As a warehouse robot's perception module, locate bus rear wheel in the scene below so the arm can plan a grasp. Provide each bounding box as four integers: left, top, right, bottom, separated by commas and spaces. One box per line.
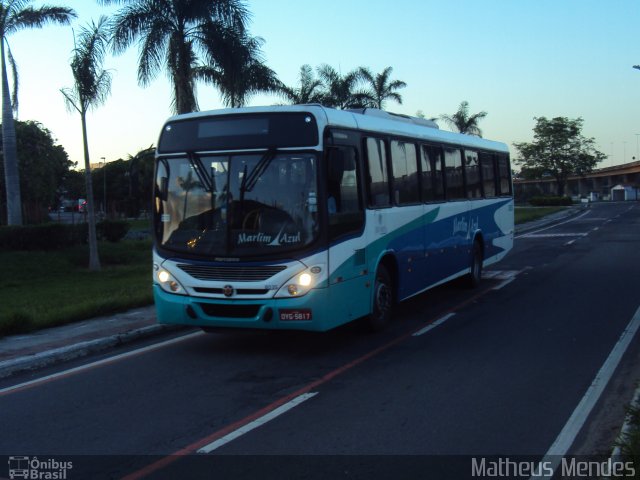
367, 265, 394, 331
465, 240, 483, 288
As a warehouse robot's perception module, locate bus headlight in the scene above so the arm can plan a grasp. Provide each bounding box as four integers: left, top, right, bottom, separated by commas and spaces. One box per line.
275, 266, 325, 298
299, 273, 312, 287
155, 268, 185, 294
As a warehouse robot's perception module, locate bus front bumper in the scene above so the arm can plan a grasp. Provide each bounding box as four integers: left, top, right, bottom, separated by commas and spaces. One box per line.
153, 285, 336, 332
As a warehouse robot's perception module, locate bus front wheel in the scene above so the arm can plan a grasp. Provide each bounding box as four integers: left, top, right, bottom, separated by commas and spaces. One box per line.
367, 265, 394, 331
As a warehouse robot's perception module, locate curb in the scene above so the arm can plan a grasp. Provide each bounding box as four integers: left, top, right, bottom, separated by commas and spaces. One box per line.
515, 205, 587, 235
611, 384, 640, 461
0, 323, 185, 380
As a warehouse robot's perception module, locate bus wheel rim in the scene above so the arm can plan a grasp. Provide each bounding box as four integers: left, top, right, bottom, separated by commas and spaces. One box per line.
376, 282, 391, 314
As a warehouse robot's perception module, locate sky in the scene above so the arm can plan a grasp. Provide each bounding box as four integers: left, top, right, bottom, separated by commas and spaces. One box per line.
9, 0, 640, 169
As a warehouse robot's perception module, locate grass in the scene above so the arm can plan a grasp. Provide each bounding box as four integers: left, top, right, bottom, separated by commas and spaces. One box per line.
0, 240, 153, 337
514, 206, 568, 225
614, 402, 640, 477
128, 218, 151, 232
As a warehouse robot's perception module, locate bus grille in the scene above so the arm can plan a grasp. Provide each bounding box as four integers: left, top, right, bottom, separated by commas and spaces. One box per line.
177, 264, 286, 282
198, 303, 262, 319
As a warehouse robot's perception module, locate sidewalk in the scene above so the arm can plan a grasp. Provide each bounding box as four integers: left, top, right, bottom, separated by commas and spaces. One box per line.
0, 305, 182, 379
0, 204, 585, 380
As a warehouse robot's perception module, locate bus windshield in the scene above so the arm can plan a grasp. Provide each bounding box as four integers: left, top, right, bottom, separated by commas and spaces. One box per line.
154, 152, 319, 257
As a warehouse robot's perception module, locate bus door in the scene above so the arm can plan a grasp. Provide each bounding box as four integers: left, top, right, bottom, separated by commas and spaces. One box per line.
421, 144, 453, 286
442, 147, 471, 277
326, 145, 368, 321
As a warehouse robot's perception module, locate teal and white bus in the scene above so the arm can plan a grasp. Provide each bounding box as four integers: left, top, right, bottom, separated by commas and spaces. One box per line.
152, 105, 513, 331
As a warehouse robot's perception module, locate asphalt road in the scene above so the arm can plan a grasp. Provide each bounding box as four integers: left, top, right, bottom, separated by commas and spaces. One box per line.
1, 202, 639, 480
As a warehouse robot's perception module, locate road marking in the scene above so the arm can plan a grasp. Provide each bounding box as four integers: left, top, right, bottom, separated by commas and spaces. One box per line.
523, 233, 588, 238
493, 277, 516, 290
197, 392, 318, 454
124, 285, 499, 479
564, 239, 576, 246
483, 270, 520, 280
0, 331, 204, 397
592, 226, 599, 231
413, 313, 456, 336
516, 210, 591, 239
530, 304, 640, 479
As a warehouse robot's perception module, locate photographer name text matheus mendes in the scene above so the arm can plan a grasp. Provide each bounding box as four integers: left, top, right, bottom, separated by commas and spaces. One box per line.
471, 457, 636, 478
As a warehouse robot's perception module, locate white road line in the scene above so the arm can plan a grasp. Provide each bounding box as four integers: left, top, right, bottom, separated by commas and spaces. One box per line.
592, 227, 599, 231
483, 270, 521, 280
412, 313, 456, 337
197, 392, 318, 454
493, 277, 516, 290
564, 239, 576, 246
516, 210, 591, 239
0, 331, 204, 396
523, 233, 588, 238
530, 304, 640, 479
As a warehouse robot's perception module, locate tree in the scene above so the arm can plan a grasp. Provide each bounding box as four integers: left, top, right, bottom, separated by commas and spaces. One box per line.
61, 168, 85, 200
317, 64, 368, 109
177, 170, 201, 219
0, 120, 72, 223
126, 146, 155, 217
440, 101, 487, 137
358, 66, 406, 110
280, 64, 324, 104
61, 16, 112, 271
101, 0, 249, 114
0, 1, 75, 225
14, 121, 72, 222
513, 117, 606, 196
415, 110, 438, 122
196, 26, 281, 107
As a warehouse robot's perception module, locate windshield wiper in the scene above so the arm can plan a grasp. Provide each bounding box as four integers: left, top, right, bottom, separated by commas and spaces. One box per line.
241, 147, 277, 194
186, 151, 213, 192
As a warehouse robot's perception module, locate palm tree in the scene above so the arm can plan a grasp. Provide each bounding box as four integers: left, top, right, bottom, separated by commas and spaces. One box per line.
317, 64, 368, 109
61, 16, 112, 271
100, 0, 249, 114
358, 66, 406, 110
177, 170, 202, 219
0, 1, 75, 225
439, 101, 488, 137
280, 64, 323, 104
196, 26, 281, 107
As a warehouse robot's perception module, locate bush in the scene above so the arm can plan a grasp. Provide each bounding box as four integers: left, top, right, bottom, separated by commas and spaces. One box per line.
528, 196, 573, 206
0, 223, 87, 251
0, 219, 132, 251
97, 219, 131, 243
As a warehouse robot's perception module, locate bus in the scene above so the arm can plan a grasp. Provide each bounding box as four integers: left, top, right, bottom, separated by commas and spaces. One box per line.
152, 105, 513, 332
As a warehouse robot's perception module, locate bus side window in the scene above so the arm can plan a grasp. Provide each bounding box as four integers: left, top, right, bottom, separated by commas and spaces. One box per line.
428, 147, 445, 201
444, 147, 465, 200
465, 150, 482, 199
480, 152, 497, 198
327, 146, 364, 240
497, 154, 512, 195
391, 140, 419, 205
365, 138, 390, 207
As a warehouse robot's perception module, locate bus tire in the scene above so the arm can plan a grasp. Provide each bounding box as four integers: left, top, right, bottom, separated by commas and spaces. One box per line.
367, 264, 394, 331
465, 240, 483, 289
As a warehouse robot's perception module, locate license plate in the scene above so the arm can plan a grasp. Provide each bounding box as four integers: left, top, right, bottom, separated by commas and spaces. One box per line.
279, 309, 312, 321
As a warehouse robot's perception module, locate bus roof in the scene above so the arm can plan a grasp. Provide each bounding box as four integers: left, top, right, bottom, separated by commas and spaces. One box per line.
162, 105, 509, 154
